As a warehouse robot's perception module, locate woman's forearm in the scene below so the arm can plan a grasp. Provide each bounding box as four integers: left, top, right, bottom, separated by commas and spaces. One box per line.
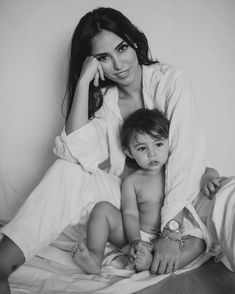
65, 80, 89, 135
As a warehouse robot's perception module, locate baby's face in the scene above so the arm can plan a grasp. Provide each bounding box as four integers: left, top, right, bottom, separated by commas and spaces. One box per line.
127, 132, 169, 171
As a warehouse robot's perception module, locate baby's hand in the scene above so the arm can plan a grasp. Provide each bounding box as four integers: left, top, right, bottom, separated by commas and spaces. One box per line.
130, 240, 152, 255
201, 176, 227, 199
134, 242, 153, 272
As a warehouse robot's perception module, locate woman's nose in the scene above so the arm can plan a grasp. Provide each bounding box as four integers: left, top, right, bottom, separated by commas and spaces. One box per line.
112, 56, 122, 70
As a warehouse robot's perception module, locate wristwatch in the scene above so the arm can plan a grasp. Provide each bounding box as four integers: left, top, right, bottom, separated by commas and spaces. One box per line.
165, 219, 182, 233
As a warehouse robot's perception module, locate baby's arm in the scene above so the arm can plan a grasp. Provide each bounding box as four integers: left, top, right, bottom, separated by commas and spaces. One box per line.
122, 176, 155, 271
200, 167, 228, 198
121, 176, 141, 245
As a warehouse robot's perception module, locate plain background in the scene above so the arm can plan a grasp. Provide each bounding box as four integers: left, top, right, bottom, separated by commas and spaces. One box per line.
0, 0, 235, 222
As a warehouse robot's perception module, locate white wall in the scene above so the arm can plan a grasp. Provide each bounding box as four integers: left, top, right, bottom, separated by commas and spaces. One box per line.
0, 0, 235, 222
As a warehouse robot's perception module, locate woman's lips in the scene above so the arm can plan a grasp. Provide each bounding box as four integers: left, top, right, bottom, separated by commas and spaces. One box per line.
115, 68, 130, 78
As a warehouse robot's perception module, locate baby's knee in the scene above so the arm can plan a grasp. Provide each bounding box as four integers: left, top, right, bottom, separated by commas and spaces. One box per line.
92, 201, 116, 216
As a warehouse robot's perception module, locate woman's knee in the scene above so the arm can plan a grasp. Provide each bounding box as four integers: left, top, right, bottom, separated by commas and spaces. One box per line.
0, 237, 25, 279
186, 236, 206, 255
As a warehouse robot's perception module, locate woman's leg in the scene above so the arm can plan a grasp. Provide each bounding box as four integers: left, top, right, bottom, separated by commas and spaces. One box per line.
0, 237, 25, 294
152, 235, 205, 274
0, 160, 121, 291
71, 201, 127, 274
178, 236, 206, 269
208, 177, 235, 271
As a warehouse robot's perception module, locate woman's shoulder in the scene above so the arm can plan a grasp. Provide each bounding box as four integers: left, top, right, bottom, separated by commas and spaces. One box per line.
143, 62, 186, 81
143, 62, 190, 95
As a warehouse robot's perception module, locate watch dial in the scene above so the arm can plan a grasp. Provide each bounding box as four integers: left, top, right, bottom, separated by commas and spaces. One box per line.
169, 220, 179, 230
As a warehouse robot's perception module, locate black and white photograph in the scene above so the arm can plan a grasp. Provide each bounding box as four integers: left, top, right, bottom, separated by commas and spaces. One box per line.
0, 1, 235, 293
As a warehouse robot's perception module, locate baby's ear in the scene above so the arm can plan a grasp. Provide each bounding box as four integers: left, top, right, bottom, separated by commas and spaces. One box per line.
124, 148, 134, 159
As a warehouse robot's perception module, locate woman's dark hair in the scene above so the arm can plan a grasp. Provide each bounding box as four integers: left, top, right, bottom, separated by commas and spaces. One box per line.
63, 7, 158, 121
120, 108, 170, 151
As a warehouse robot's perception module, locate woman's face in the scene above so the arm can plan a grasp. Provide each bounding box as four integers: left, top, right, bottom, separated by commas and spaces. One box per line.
91, 30, 141, 87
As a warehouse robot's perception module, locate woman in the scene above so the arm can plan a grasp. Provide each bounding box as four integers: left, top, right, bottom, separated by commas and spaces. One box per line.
0, 7, 234, 293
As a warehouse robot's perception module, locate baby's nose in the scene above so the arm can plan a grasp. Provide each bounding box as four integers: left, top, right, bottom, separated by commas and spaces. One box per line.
149, 148, 157, 157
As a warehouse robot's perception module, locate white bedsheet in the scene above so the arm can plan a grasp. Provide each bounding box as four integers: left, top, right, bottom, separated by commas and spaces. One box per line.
4, 176, 235, 293
6, 222, 212, 294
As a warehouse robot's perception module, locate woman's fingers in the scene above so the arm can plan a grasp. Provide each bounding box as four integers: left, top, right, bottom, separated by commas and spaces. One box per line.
174, 258, 180, 272
157, 259, 168, 274
210, 178, 220, 187
93, 61, 105, 87
93, 71, 99, 87
80, 56, 105, 86
202, 186, 210, 196
150, 255, 160, 274
97, 62, 105, 81
164, 260, 176, 274
151, 255, 173, 274
208, 180, 216, 193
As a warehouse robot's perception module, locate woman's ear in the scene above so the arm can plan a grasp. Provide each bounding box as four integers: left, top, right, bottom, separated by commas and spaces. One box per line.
124, 148, 134, 159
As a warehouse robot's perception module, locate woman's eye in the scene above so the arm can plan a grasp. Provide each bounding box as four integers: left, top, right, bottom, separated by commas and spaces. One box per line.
118, 44, 128, 53
137, 147, 145, 151
97, 55, 108, 62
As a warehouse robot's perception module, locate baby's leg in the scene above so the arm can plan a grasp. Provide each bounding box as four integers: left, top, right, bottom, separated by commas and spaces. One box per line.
71, 201, 127, 274
134, 243, 153, 272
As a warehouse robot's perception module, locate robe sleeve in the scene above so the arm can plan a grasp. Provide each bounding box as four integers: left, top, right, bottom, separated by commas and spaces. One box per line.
160, 71, 207, 230
53, 112, 109, 173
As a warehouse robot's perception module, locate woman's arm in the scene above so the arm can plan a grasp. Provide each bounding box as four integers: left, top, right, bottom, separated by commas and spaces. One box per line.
65, 57, 104, 134
54, 57, 108, 171
160, 70, 207, 229
151, 69, 207, 274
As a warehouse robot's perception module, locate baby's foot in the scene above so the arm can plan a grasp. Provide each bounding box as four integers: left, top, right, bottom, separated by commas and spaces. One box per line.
70, 242, 101, 274
134, 243, 153, 272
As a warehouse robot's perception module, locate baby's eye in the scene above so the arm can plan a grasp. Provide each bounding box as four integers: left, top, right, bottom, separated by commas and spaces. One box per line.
96, 55, 108, 62
118, 43, 129, 53
156, 142, 163, 147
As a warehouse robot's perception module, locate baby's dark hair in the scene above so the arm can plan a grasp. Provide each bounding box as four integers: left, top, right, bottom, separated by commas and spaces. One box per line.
120, 108, 170, 150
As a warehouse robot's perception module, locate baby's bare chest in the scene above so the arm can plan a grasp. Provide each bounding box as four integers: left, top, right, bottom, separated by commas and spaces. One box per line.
135, 176, 164, 204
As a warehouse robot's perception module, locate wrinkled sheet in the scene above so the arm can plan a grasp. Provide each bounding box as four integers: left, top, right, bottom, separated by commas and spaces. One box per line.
4, 176, 235, 293
5, 223, 212, 294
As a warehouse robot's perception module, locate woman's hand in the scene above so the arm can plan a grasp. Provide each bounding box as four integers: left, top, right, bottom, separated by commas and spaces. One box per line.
79, 56, 105, 87
151, 237, 181, 274
65, 57, 105, 134
200, 167, 228, 199
201, 176, 228, 198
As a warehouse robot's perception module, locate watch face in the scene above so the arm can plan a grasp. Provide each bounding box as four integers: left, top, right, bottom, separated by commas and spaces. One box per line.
168, 220, 180, 231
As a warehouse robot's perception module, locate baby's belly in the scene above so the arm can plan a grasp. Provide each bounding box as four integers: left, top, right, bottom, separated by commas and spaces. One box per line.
139, 205, 162, 234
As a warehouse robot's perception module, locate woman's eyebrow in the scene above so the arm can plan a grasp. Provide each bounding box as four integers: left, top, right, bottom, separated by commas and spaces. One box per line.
115, 40, 125, 50
93, 41, 125, 57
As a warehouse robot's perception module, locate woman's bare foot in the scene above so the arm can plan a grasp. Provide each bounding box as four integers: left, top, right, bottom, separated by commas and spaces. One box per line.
70, 242, 102, 274
134, 243, 153, 272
